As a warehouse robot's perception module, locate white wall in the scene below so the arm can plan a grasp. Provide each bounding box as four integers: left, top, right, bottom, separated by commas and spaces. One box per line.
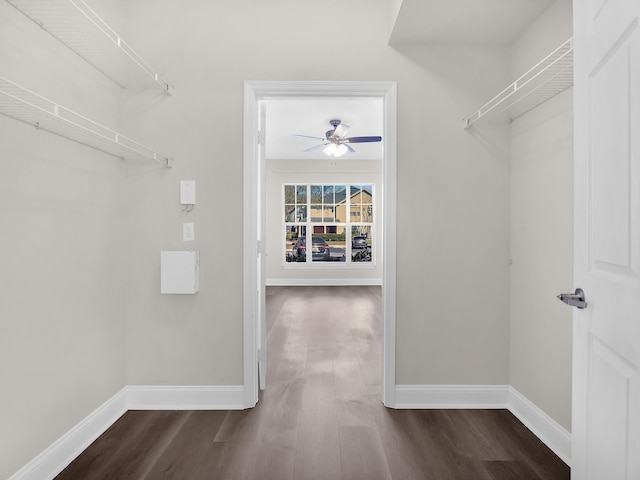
393, 44, 512, 385
388, 0, 405, 35
509, 0, 573, 431
120, 0, 511, 387
0, 1, 127, 477
2, 0, 514, 473
265, 159, 383, 284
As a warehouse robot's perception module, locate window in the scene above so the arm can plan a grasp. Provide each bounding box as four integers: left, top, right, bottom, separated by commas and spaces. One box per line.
284, 184, 374, 264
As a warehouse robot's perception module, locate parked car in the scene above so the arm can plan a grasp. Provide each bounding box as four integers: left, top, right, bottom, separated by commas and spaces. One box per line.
291, 236, 331, 261
352, 235, 369, 249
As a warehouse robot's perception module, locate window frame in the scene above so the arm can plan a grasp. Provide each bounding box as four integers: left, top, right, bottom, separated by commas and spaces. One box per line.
283, 183, 375, 267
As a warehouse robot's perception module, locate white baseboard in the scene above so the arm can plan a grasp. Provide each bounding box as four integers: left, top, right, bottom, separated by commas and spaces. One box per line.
393, 384, 571, 467
9, 385, 246, 480
11, 383, 570, 479
266, 278, 382, 286
126, 385, 246, 410
394, 384, 510, 409
508, 387, 572, 466
9, 388, 129, 480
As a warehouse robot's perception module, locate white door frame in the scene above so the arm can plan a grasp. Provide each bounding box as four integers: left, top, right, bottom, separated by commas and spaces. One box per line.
242, 80, 398, 408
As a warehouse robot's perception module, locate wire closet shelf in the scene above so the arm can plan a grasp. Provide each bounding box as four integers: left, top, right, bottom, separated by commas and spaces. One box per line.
463, 37, 573, 129
5, 0, 171, 92
0, 74, 172, 166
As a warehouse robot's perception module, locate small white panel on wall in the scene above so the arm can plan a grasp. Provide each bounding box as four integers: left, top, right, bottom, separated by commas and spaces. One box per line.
180, 180, 196, 205
161, 251, 200, 294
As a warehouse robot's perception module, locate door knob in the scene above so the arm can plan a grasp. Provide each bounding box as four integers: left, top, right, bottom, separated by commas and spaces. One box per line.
557, 288, 587, 309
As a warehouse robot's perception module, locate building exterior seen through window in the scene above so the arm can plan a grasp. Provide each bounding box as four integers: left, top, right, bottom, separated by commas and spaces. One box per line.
284, 184, 374, 264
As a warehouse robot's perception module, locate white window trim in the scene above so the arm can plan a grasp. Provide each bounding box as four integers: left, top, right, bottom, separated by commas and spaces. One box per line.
282, 183, 375, 267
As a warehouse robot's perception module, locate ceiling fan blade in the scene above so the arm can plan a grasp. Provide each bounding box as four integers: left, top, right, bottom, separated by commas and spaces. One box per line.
330, 123, 350, 140
303, 143, 329, 153
293, 134, 326, 141
345, 143, 356, 153
344, 136, 382, 143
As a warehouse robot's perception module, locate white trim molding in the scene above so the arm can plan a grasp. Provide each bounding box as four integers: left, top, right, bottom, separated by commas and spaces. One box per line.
8, 385, 246, 480
10, 383, 570, 479
266, 278, 382, 286
126, 385, 246, 410
394, 384, 511, 409
8, 388, 129, 480
508, 387, 572, 466
393, 384, 572, 466
243, 80, 398, 409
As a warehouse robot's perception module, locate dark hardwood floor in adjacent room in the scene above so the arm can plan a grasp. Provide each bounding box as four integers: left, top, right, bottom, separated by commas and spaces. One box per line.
56, 286, 569, 480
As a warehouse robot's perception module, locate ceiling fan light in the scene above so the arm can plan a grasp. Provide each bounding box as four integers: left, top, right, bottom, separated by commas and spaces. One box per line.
324, 143, 337, 156
335, 144, 348, 157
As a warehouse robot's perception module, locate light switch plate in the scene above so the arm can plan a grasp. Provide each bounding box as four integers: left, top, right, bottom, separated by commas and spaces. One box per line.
180, 180, 196, 205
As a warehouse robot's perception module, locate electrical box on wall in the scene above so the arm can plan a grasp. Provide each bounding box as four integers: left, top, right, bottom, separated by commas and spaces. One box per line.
160, 250, 200, 294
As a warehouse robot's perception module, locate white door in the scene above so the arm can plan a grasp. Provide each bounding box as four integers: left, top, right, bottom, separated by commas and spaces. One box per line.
572, 0, 640, 478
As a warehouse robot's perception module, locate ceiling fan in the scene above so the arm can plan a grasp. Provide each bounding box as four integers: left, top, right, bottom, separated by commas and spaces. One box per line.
293, 119, 382, 157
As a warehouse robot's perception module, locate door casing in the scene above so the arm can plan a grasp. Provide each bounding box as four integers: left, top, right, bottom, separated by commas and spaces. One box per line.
242, 80, 398, 408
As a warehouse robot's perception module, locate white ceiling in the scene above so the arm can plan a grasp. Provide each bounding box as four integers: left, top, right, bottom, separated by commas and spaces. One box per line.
389, 0, 555, 45
264, 1, 556, 161
264, 98, 384, 161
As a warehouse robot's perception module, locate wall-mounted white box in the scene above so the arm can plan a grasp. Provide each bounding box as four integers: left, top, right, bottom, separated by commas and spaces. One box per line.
161, 251, 200, 294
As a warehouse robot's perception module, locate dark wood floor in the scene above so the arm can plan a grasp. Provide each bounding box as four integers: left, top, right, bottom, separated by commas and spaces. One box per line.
56, 286, 569, 480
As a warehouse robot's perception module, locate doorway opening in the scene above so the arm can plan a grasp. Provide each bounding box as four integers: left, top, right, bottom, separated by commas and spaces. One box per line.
243, 81, 397, 408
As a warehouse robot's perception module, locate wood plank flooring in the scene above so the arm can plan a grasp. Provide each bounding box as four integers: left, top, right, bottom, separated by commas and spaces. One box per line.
55, 286, 569, 480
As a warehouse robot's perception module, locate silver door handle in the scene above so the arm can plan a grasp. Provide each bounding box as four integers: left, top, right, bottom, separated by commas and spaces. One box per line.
557, 288, 587, 309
